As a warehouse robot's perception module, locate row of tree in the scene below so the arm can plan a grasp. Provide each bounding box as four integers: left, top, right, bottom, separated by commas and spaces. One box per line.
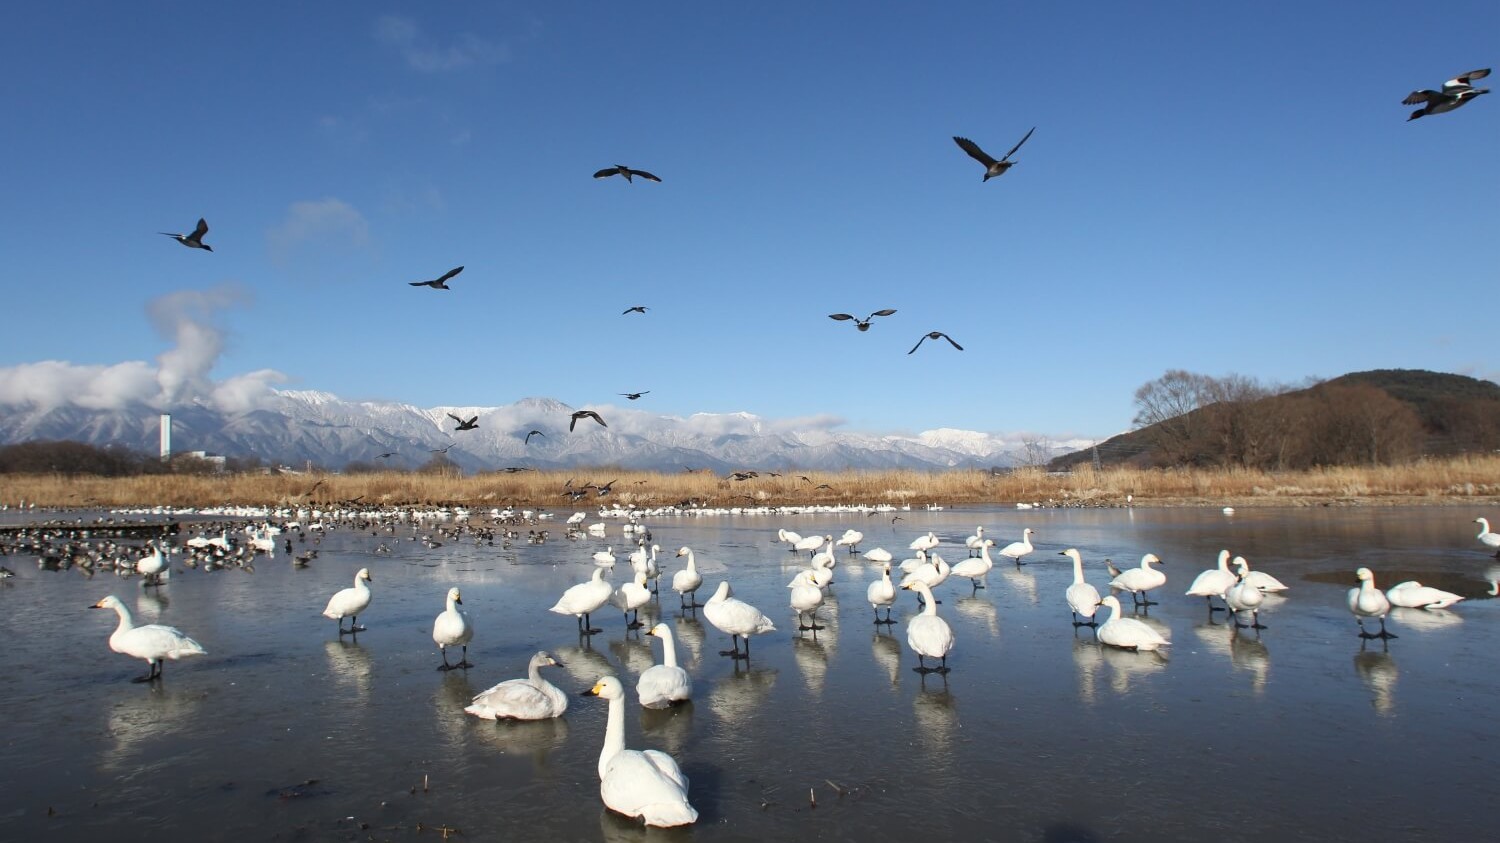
1128, 369, 1500, 469
0, 442, 263, 476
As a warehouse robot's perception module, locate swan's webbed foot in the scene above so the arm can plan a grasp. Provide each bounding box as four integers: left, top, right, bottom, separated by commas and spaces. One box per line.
132, 673, 156, 683
437, 662, 454, 671
627, 620, 645, 629
1250, 621, 1267, 630
583, 627, 602, 636
1140, 598, 1158, 606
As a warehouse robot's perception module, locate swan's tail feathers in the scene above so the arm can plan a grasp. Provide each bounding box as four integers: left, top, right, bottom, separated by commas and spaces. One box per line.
168, 637, 207, 659
462, 702, 496, 720
640, 801, 699, 828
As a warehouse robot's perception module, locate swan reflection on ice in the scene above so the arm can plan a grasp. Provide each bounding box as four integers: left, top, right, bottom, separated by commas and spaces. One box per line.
1354, 647, 1398, 716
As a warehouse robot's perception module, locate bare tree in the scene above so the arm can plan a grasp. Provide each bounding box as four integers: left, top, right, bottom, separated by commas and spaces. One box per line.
1019, 434, 1054, 468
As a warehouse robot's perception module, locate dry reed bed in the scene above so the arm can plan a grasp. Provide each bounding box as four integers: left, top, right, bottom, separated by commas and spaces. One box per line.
5, 455, 1500, 509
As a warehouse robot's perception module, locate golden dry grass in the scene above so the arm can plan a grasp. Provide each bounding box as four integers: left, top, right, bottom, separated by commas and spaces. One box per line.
6, 454, 1500, 509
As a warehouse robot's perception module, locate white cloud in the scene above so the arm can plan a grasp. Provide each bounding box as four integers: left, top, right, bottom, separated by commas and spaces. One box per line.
374, 15, 510, 72
0, 287, 287, 414
265, 198, 371, 267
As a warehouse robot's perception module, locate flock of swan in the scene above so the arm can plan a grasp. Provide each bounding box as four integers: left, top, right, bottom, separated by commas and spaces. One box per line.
81, 513, 1498, 827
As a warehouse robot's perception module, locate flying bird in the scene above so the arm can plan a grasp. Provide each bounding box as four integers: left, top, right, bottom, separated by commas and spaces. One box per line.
953, 128, 1036, 181
409, 266, 464, 290
447, 413, 479, 431
828, 309, 897, 332
524, 430, 545, 444
1404, 68, 1491, 120
159, 218, 212, 251
593, 165, 661, 183
430, 444, 455, 454
622, 306, 649, 315
909, 331, 964, 354
376, 452, 396, 459
502, 466, 535, 473
620, 391, 650, 400
570, 410, 607, 431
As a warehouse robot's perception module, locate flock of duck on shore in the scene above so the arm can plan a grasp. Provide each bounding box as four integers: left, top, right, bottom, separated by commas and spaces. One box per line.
6, 502, 1499, 827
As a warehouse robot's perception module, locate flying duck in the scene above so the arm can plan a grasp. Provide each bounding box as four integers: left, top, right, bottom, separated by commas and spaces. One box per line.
953, 128, 1036, 181
1404, 68, 1490, 120
828, 309, 897, 332
594, 165, 661, 183
409, 266, 464, 290
571, 410, 607, 431
160, 217, 212, 251
908, 331, 964, 354
447, 413, 479, 431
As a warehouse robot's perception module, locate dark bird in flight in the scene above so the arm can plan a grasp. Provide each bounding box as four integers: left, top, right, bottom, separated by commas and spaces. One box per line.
620, 391, 650, 400
589, 479, 619, 497
570, 410, 607, 432
502, 466, 536, 473
524, 430, 545, 444
430, 443, 455, 454
448, 413, 479, 431
376, 452, 396, 459
797, 475, 812, 484
622, 306, 649, 315
909, 331, 964, 354
594, 165, 661, 183
953, 128, 1036, 181
160, 218, 212, 251
829, 309, 897, 332
410, 266, 464, 290
1404, 69, 1491, 120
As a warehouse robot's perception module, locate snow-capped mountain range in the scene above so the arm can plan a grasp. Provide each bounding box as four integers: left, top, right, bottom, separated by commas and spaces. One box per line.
0, 390, 1089, 473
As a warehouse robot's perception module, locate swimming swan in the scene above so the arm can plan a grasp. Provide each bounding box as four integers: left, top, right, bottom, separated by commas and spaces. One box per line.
465, 651, 567, 720
91, 594, 205, 682
582, 675, 698, 827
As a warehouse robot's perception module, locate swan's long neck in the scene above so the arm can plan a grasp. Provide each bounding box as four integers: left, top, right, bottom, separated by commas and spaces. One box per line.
1071, 554, 1084, 585
528, 659, 544, 684
1021, 532, 1032, 551
447, 595, 459, 613
658, 629, 679, 668
981, 543, 993, 564
354, 572, 367, 589
598, 693, 626, 780
1217, 551, 1230, 572
918, 584, 938, 616
882, 567, 892, 585
1102, 601, 1119, 623
1480, 519, 1493, 538
111, 602, 135, 635
685, 551, 696, 572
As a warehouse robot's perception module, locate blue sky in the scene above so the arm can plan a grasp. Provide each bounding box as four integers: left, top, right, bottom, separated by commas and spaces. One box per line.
1, 1, 1495, 441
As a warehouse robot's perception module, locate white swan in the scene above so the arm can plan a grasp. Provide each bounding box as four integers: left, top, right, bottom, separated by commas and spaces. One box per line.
1224, 559, 1267, 630
900, 553, 951, 603
1061, 549, 1101, 626
611, 571, 653, 629
836, 529, 863, 554
551, 567, 614, 635
91, 594, 206, 682
1186, 550, 1235, 610
433, 587, 473, 670
908, 531, 940, 553
998, 528, 1036, 565
465, 651, 567, 720
898, 548, 929, 574
900, 580, 954, 673
671, 546, 703, 608
593, 547, 617, 568
1475, 518, 1500, 555
1348, 567, 1395, 639
637, 623, 693, 708
1236, 556, 1289, 593
703, 581, 776, 659
950, 539, 995, 590
582, 675, 698, 827
866, 562, 897, 624
862, 547, 893, 565
778, 528, 804, 551
788, 569, 826, 632
1108, 553, 1166, 606
794, 533, 828, 557
1386, 581, 1464, 610
1095, 595, 1171, 652
323, 567, 373, 634
964, 526, 986, 556
136, 541, 167, 587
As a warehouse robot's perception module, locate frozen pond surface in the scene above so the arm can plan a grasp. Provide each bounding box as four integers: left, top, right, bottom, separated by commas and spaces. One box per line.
2, 505, 1498, 841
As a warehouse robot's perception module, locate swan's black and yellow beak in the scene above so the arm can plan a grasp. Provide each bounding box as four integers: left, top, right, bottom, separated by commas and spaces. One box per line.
580, 683, 602, 698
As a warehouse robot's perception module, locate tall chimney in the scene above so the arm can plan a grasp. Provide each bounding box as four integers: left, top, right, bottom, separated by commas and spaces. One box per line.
159, 414, 171, 461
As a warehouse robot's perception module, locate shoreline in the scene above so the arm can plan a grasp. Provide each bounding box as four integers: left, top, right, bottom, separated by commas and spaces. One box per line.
3, 455, 1498, 510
